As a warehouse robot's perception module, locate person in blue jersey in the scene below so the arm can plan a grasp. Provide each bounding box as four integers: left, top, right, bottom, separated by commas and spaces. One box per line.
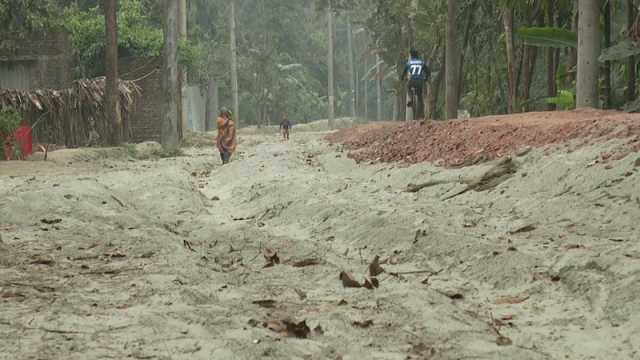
400, 48, 430, 120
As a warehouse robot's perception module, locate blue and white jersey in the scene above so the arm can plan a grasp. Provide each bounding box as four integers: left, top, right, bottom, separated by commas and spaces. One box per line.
404, 59, 427, 80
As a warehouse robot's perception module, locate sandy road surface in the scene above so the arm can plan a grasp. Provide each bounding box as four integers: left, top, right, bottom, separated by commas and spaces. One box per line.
1, 133, 639, 360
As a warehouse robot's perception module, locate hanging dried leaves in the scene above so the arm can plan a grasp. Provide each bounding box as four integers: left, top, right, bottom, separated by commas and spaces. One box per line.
0, 77, 140, 146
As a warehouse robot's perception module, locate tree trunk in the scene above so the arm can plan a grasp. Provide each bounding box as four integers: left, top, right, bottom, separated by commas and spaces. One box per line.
206, 78, 219, 131
577, 0, 602, 108
568, 1, 579, 83
392, 92, 398, 121
457, 1, 476, 101
503, 6, 518, 113
327, 1, 336, 128
404, 0, 419, 121
347, 19, 356, 119
445, 0, 459, 119
376, 49, 383, 121
426, 41, 443, 120
363, 49, 369, 122
178, 0, 187, 135
230, 0, 240, 127
104, 0, 122, 145
627, 0, 637, 102
521, 45, 538, 112
604, 0, 613, 109
546, 3, 557, 110
355, 51, 360, 119
161, 0, 179, 150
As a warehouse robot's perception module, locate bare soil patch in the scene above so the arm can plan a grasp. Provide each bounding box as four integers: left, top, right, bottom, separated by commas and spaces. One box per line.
328, 109, 640, 166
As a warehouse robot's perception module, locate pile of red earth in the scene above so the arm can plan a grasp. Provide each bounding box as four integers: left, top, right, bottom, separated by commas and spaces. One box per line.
327, 109, 640, 167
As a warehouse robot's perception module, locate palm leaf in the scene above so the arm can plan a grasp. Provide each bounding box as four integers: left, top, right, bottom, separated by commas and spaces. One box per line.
517, 27, 577, 48
599, 39, 640, 62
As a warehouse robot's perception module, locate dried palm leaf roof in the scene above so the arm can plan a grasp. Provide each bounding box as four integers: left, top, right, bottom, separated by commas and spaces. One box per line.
0, 77, 140, 115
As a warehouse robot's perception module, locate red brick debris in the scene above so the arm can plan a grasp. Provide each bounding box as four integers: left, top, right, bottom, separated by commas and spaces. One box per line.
327, 109, 640, 167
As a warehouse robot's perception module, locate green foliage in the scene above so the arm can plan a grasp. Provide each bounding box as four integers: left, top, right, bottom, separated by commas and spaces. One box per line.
178, 39, 215, 84
599, 39, 640, 62
545, 90, 575, 110
0, 0, 66, 33
0, 107, 21, 135
0, 107, 22, 160
517, 27, 577, 48
63, 0, 162, 76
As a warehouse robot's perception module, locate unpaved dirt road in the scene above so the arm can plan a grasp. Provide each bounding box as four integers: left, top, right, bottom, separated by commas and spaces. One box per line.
1, 132, 639, 360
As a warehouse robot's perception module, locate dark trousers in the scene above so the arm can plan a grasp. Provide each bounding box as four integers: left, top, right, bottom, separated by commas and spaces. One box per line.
408, 79, 425, 120
220, 150, 231, 164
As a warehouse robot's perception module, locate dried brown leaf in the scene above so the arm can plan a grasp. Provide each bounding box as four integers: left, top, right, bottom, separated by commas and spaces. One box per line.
352, 320, 374, 328
263, 248, 280, 267
362, 277, 379, 290
290, 259, 320, 267
252, 299, 277, 308
294, 289, 307, 300
495, 295, 529, 305
411, 343, 435, 356
339, 272, 362, 288
368, 255, 385, 277
496, 335, 512, 346
282, 319, 311, 338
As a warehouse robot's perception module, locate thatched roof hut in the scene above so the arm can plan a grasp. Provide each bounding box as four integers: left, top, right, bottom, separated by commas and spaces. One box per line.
0, 77, 140, 147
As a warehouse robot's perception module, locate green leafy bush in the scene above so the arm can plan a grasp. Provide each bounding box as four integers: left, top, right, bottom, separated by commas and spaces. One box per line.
545, 90, 575, 110
0, 107, 21, 135
0, 107, 22, 160
63, 0, 163, 76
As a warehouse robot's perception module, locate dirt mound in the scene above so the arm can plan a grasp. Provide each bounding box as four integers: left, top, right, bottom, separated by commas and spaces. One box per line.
328, 109, 640, 166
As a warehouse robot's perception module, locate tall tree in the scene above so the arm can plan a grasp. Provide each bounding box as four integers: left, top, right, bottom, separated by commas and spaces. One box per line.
627, 0, 637, 102
545, 1, 558, 110
104, 0, 122, 145
230, 0, 240, 127
576, 0, 601, 108
604, 0, 613, 109
376, 47, 383, 121
363, 46, 369, 121
178, 0, 188, 133
502, 5, 518, 113
446, 0, 459, 119
347, 18, 356, 119
327, 1, 336, 128
161, 0, 179, 150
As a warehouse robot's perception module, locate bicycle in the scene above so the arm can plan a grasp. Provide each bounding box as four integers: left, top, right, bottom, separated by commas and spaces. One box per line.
407, 85, 419, 121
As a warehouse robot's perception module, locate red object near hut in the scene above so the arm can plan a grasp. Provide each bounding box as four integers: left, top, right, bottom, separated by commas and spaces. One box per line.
14, 125, 33, 159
